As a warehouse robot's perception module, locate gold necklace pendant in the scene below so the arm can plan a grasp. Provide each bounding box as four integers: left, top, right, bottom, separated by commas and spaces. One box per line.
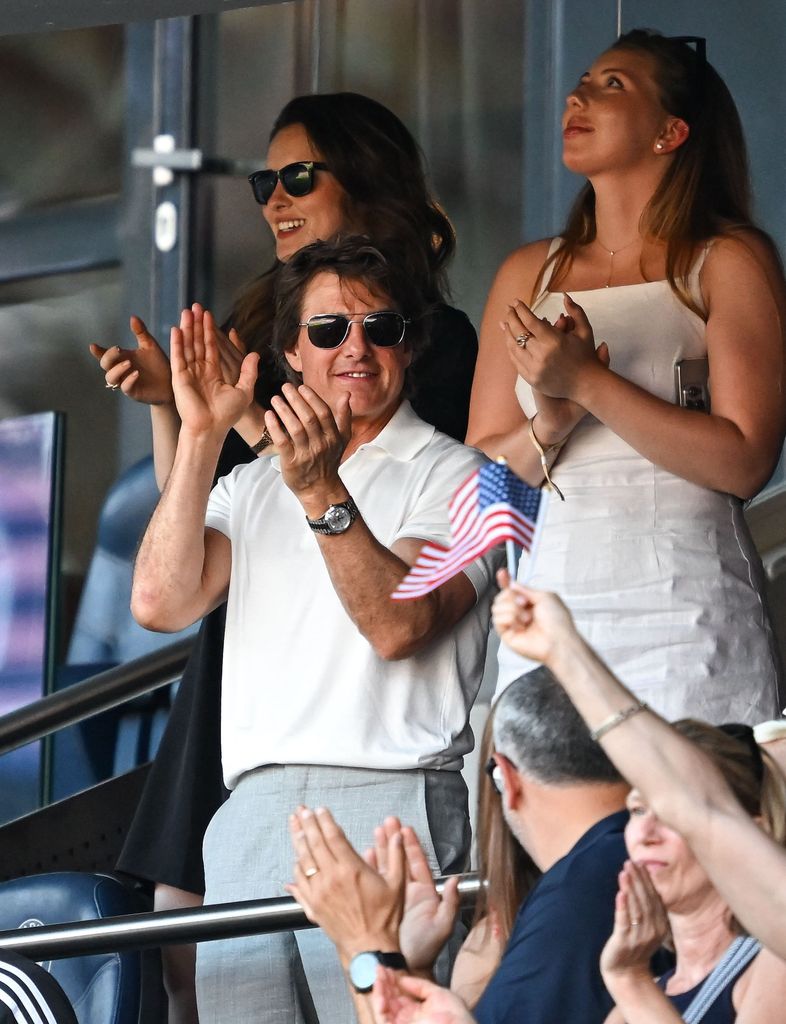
595, 235, 640, 288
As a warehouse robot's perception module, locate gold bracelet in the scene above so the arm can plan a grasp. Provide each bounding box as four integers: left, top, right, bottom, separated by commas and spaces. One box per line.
590, 700, 649, 742
527, 417, 566, 501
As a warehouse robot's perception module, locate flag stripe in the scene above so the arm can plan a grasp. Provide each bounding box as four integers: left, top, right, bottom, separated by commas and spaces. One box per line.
392, 461, 543, 600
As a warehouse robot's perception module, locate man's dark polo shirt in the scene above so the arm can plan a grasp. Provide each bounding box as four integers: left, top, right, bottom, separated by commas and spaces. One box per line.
475, 809, 628, 1024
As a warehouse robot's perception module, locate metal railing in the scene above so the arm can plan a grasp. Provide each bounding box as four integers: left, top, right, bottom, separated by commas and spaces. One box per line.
0, 638, 194, 757
0, 641, 480, 960
0, 876, 482, 961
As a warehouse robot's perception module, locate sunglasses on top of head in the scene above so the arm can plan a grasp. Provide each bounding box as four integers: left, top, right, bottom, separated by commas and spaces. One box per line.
298, 312, 409, 350
248, 161, 329, 205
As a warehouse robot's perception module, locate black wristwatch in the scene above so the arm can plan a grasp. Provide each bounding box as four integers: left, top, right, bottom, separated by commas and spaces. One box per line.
348, 951, 408, 993
305, 497, 359, 535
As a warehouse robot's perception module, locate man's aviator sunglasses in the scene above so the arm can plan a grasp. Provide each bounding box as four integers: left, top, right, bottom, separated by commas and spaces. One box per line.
248, 161, 328, 205
299, 312, 409, 350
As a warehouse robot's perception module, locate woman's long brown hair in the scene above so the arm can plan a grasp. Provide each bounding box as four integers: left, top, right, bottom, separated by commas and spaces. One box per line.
472, 706, 540, 941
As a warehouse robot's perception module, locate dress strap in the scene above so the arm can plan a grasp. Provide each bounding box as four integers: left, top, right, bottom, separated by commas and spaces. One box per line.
685, 242, 712, 319
533, 238, 564, 305
682, 935, 760, 1023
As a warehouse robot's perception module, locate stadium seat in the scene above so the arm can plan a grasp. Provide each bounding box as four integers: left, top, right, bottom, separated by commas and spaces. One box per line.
0, 872, 151, 1024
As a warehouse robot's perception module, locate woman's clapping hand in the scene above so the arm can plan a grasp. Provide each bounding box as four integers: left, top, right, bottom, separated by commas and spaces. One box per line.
91, 304, 250, 407
502, 293, 609, 408
90, 315, 174, 405
600, 860, 670, 983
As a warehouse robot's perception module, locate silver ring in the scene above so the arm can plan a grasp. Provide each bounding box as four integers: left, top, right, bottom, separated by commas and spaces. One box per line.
304, 866, 319, 878
105, 382, 120, 390
515, 331, 534, 348
631, 917, 641, 925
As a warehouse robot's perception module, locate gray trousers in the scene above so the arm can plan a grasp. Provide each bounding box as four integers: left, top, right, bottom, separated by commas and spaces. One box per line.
196, 764, 469, 1024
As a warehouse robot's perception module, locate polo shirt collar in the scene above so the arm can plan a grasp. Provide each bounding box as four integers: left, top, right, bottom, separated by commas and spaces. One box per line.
353, 400, 435, 462
268, 399, 435, 475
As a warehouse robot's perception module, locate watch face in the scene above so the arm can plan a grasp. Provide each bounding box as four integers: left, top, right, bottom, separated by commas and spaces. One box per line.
349, 952, 379, 993
325, 504, 352, 532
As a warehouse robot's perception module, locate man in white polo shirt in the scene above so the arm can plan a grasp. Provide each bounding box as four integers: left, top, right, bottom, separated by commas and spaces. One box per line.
131, 238, 498, 1024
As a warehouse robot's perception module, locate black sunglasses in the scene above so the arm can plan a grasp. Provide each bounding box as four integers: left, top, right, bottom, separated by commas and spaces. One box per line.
667, 35, 707, 63
718, 722, 765, 784
248, 161, 329, 205
298, 312, 409, 350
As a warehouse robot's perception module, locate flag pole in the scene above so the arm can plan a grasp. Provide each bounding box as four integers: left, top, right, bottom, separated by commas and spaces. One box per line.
496, 456, 520, 578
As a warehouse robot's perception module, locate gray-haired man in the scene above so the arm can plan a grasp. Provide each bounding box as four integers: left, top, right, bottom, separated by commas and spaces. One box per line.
290, 665, 630, 1024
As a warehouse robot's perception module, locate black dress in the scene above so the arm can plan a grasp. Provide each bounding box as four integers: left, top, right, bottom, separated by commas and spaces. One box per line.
115, 304, 478, 894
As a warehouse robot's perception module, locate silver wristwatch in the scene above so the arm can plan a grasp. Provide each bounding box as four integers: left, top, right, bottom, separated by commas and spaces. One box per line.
305, 496, 359, 535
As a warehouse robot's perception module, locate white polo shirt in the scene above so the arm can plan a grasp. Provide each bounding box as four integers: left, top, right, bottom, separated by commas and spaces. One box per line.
205, 401, 499, 789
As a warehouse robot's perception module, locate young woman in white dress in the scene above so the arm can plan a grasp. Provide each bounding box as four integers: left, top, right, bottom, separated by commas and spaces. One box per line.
467, 29, 786, 724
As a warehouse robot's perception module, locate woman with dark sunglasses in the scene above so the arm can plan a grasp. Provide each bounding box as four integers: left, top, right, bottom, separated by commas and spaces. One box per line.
468, 29, 786, 729
94, 92, 477, 1024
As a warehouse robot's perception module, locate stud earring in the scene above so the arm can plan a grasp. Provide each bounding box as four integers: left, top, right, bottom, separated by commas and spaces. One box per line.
656, 142, 664, 150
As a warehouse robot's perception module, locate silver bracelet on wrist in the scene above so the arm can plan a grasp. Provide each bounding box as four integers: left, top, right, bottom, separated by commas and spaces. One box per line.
589, 700, 649, 742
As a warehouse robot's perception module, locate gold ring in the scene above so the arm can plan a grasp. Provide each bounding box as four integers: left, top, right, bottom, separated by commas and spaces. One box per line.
304, 866, 319, 878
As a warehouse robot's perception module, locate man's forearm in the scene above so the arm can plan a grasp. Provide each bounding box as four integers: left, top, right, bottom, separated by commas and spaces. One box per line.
132, 429, 227, 631
304, 487, 472, 661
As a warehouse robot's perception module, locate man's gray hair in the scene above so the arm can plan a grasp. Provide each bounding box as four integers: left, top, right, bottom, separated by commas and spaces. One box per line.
492, 667, 623, 786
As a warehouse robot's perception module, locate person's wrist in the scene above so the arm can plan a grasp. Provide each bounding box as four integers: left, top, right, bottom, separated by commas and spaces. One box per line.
298, 482, 351, 519
574, 359, 607, 409
150, 395, 177, 410
177, 423, 228, 452
338, 933, 402, 969
602, 964, 656, 996
530, 411, 570, 448
543, 627, 587, 674
235, 400, 264, 430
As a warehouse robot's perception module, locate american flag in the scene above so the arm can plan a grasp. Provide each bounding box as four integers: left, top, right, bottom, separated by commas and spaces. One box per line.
391, 459, 545, 600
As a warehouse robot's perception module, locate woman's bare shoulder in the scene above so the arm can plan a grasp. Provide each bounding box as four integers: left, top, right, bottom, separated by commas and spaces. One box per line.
702, 228, 786, 311
703, 228, 785, 279
733, 945, 786, 1013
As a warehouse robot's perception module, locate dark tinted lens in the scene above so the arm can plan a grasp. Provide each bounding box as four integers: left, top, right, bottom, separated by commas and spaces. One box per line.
280, 162, 315, 197
364, 312, 405, 347
248, 170, 277, 205
306, 315, 350, 349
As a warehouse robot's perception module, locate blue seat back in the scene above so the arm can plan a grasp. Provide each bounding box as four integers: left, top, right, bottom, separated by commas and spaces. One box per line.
0, 872, 147, 1024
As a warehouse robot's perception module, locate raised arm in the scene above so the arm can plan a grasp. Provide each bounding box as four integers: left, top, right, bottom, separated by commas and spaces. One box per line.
131, 309, 259, 632
265, 384, 482, 661
90, 315, 181, 489
466, 241, 590, 481
509, 233, 786, 499
491, 574, 786, 959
